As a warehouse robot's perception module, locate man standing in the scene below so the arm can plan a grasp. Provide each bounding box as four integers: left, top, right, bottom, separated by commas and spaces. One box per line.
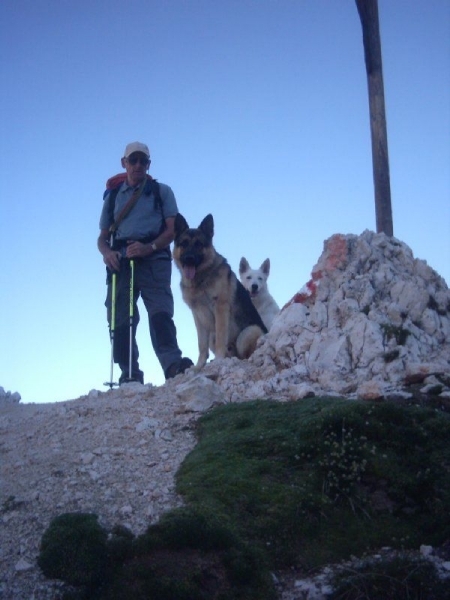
98, 141, 192, 384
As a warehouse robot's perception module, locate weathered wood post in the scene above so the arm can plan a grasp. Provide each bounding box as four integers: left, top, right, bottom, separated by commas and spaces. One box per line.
355, 0, 393, 236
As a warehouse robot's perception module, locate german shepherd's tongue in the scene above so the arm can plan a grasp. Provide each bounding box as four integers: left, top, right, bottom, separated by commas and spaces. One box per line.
183, 265, 196, 280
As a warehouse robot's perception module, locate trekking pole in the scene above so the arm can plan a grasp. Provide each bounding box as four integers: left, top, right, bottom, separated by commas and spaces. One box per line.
128, 259, 135, 381
104, 271, 118, 388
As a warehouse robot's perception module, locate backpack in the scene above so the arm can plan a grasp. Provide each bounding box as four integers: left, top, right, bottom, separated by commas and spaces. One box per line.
103, 173, 165, 230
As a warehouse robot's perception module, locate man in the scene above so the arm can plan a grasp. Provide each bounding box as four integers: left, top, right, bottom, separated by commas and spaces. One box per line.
98, 141, 192, 384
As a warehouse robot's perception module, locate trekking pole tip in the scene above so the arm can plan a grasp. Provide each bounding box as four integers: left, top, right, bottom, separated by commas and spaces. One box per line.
103, 381, 119, 389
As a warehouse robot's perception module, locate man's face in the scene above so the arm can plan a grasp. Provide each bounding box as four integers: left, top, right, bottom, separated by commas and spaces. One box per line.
121, 152, 150, 185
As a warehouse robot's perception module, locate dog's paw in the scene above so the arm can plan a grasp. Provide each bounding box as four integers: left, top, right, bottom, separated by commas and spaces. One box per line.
195, 357, 208, 370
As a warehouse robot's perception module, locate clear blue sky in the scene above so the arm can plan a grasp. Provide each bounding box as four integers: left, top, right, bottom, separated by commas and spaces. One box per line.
1, 0, 449, 404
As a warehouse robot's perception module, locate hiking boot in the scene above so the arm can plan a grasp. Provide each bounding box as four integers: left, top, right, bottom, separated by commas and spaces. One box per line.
119, 370, 144, 385
165, 357, 193, 380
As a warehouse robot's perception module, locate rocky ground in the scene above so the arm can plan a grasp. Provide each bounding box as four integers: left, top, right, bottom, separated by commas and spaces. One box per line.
2, 229, 450, 599
1, 374, 345, 600
0, 380, 199, 599
2, 370, 450, 600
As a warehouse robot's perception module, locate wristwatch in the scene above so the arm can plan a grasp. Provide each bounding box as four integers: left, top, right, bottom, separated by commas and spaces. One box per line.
150, 242, 158, 252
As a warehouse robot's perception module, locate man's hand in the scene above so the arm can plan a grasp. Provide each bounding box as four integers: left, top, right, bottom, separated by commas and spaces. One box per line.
103, 249, 121, 271
97, 230, 121, 271
126, 241, 150, 259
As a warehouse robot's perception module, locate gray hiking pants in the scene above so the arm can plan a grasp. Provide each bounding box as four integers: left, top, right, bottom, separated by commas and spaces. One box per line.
105, 255, 182, 379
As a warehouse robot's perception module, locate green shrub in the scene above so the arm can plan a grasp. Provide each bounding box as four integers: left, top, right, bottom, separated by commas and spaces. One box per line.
38, 509, 275, 599
38, 513, 108, 588
105, 508, 275, 600
106, 524, 135, 565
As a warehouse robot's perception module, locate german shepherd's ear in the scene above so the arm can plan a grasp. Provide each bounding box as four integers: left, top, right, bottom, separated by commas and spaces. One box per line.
174, 213, 189, 239
199, 214, 214, 239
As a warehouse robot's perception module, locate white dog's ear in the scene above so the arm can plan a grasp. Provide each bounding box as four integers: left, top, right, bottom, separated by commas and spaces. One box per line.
239, 257, 249, 274
261, 258, 270, 275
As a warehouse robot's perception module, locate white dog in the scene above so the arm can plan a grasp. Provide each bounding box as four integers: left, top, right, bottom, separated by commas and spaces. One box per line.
239, 257, 280, 330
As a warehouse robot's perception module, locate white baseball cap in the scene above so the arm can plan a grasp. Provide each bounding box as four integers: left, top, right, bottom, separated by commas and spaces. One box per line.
123, 141, 150, 158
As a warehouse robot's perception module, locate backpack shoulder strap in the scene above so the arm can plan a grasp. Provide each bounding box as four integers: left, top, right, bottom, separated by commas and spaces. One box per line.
103, 175, 165, 232
144, 179, 168, 235
144, 178, 164, 216
103, 186, 121, 228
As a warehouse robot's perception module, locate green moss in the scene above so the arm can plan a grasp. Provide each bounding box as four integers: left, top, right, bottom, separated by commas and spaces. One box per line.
106, 508, 274, 600
38, 513, 108, 588
177, 399, 450, 569
39, 508, 274, 599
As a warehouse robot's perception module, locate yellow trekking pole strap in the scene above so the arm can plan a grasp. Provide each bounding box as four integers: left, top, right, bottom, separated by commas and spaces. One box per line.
128, 260, 135, 380
104, 271, 118, 388
111, 272, 117, 336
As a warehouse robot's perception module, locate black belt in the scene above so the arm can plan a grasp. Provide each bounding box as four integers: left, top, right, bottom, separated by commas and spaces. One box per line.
112, 236, 155, 250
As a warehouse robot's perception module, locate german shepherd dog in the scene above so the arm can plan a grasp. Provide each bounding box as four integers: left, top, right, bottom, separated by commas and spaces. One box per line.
173, 213, 268, 369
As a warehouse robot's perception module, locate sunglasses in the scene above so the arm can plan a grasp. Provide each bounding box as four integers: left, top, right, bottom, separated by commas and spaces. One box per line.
127, 155, 149, 166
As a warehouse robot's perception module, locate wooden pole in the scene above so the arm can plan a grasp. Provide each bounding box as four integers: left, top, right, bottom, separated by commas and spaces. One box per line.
355, 0, 393, 236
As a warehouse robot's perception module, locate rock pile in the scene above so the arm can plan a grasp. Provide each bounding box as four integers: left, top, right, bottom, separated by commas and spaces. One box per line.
205, 230, 450, 403
0, 386, 21, 406
1, 230, 449, 599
